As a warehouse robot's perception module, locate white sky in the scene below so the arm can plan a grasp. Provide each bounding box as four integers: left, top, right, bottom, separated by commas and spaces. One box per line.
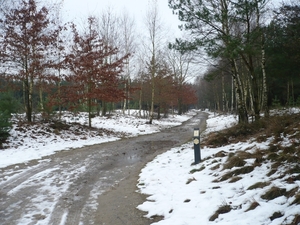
60, 0, 283, 34
61, 0, 181, 37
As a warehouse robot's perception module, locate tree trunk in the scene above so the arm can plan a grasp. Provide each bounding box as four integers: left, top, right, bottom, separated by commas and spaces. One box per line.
24, 79, 32, 122
149, 79, 154, 124
39, 85, 44, 112
222, 73, 227, 112
157, 104, 160, 120
291, 79, 294, 106
88, 98, 92, 128
261, 38, 269, 117
232, 59, 248, 123
102, 101, 107, 116
139, 83, 142, 118
247, 74, 254, 115
58, 80, 62, 120
231, 75, 234, 113
287, 81, 290, 106
127, 78, 130, 116
178, 98, 183, 115
28, 75, 34, 122
123, 80, 127, 115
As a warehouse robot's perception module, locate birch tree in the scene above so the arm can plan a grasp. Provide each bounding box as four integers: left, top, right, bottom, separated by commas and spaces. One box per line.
169, 0, 269, 123
169, 0, 248, 123
119, 12, 137, 115
145, 0, 165, 124
97, 8, 121, 115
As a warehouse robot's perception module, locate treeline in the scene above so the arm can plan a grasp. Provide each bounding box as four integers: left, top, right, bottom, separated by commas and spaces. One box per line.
170, 0, 300, 123
0, 0, 197, 131
195, 1, 300, 115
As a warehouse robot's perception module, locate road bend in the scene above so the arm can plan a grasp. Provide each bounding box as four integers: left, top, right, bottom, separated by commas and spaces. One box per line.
0, 111, 208, 225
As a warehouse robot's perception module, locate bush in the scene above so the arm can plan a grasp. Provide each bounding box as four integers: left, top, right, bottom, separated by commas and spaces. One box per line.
0, 110, 11, 143
0, 92, 20, 115
0, 92, 20, 144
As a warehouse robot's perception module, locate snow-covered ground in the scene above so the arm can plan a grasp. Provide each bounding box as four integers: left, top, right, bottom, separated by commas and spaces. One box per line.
1, 109, 299, 225
137, 111, 300, 225
0, 110, 193, 168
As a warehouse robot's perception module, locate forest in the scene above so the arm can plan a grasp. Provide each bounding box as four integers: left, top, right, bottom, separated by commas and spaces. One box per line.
184, 0, 300, 122
0, 0, 299, 137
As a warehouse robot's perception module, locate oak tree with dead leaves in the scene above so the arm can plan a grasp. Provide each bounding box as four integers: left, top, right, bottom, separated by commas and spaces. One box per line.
0, 0, 60, 122
64, 17, 129, 127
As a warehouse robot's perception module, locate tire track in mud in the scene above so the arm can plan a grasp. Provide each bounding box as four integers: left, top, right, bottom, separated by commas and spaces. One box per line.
0, 162, 56, 224
0, 152, 107, 225
48, 159, 118, 225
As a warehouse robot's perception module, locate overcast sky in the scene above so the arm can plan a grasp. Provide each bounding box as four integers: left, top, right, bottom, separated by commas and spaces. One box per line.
60, 0, 283, 36
61, 0, 181, 36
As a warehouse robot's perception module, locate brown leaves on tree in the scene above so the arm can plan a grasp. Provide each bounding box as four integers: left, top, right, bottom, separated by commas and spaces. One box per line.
62, 17, 129, 127
0, 0, 62, 122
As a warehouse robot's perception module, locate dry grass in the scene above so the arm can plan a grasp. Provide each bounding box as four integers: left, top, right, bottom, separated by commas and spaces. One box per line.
270, 212, 284, 221
288, 165, 300, 174
217, 166, 254, 182
203, 113, 300, 148
223, 156, 246, 170
261, 186, 287, 200
229, 176, 242, 183
209, 203, 232, 221
289, 215, 300, 225
201, 112, 300, 221
247, 182, 270, 190
210, 163, 220, 170
214, 151, 227, 157
245, 201, 260, 212
291, 193, 300, 205
189, 166, 205, 174
186, 177, 196, 184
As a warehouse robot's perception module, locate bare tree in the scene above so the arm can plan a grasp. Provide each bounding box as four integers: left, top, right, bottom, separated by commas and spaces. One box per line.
144, 0, 165, 124
119, 11, 137, 115
167, 48, 194, 114
96, 7, 121, 115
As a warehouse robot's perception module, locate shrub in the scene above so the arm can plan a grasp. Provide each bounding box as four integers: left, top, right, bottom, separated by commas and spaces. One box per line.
0, 92, 20, 115
0, 110, 11, 142
0, 92, 21, 146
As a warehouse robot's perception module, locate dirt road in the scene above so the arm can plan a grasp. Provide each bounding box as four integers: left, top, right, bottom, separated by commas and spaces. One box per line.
0, 112, 207, 225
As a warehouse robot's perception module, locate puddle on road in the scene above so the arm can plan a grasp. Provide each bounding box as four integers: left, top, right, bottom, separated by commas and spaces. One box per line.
115, 140, 179, 166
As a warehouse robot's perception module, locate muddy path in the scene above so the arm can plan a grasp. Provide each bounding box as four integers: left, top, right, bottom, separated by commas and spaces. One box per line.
0, 112, 207, 225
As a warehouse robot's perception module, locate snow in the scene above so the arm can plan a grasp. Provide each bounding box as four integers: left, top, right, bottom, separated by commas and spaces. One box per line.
0, 110, 192, 169
1, 109, 299, 224
0, 109, 195, 225
137, 111, 300, 225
